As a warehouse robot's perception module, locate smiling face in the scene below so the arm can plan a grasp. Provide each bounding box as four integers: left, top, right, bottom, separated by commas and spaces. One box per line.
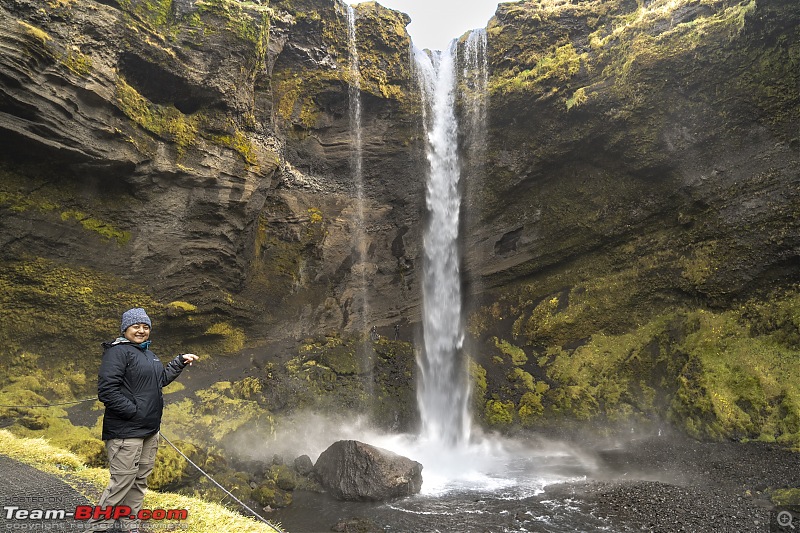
123, 323, 151, 344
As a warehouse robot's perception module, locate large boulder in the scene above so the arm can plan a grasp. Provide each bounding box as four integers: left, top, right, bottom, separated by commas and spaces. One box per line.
313, 440, 422, 501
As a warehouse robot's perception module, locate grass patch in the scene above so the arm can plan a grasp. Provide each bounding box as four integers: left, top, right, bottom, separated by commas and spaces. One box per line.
0, 430, 283, 532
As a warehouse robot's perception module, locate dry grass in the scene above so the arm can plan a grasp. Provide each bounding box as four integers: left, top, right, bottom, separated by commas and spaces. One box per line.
0, 430, 284, 533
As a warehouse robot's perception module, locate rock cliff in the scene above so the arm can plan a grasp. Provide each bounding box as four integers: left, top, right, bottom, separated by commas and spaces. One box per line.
462, 0, 800, 442
0, 0, 423, 347
1, 0, 799, 463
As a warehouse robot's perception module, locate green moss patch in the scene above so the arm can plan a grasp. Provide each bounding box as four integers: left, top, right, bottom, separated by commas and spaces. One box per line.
470, 287, 800, 446
163, 381, 274, 443
116, 76, 200, 153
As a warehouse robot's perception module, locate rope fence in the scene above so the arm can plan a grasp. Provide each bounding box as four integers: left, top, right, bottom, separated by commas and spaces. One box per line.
159, 431, 285, 532
0, 396, 286, 533
0, 397, 99, 408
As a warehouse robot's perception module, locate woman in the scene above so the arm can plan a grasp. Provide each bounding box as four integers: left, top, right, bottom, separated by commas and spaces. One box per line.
87, 307, 198, 533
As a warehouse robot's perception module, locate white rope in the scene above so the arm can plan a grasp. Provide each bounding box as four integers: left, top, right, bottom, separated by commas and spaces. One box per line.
0, 396, 99, 408
158, 431, 285, 533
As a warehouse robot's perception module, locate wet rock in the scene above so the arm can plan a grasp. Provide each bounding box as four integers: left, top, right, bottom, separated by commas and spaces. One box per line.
293, 454, 314, 476
313, 440, 422, 501
331, 516, 383, 533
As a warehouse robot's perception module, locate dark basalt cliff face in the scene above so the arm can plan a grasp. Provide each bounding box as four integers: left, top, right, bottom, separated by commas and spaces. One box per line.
1, 0, 799, 475
462, 0, 800, 441
468, 0, 799, 303
0, 0, 423, 343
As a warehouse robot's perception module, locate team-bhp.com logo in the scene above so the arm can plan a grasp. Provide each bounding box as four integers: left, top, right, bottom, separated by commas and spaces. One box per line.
4, 505, 188, 521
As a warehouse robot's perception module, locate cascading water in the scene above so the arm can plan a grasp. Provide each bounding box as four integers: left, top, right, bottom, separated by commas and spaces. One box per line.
347, 5, 371, 346
413, 41, 471, 448
272, 28, 608, 533
463, 28, 488, 168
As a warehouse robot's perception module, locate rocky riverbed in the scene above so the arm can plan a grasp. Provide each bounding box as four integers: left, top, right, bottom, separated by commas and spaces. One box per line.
545, 433, 800, 533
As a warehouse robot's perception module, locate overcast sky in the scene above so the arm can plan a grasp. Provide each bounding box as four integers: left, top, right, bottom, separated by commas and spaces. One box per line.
360, 0, 518, 51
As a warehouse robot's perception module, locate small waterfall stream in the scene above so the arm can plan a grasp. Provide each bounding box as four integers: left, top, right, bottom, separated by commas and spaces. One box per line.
346, 6, 373, 383
463, 28, 488, 169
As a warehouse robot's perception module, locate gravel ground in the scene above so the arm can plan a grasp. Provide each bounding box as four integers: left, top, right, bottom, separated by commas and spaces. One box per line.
545, 433, 800, 533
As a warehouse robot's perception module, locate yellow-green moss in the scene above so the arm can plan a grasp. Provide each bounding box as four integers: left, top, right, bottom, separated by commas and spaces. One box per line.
163, 381, 274, 443
474, 280, 800, 444
679, 241, 719, 286
485, 399, 515, 427
0, 257, 159, 355
565, 87, 588, 110
273, 74, 323, 128
771, 488, 800, 508
490, 0, 759, 106
491, 43, 584, 95
203, 322, 246, 355
119, 0, 174, 30
60, 210, 131, 245
1, 172, 129, 246
208, 130, 260, 166
669, 307, 800, 445
519, 390, 545, 425
295, 335, 364, 376
350, 2, 410, 102
0, 367, 106, 466
62, 48, 93, 76
494, 337, 528, 366
308, 207, 323, 224
167, 300, 198, 312
508, 367, 535, 391
17, 20, 93, 77
197, 0, 272, 44
115, 76, 199, 153
0, 430, 282, 533
250, 202, 328, 301
17, 20, 51, 44
469, 359, 488, 398
149, 439, 202, 490
231, 376, 263, 400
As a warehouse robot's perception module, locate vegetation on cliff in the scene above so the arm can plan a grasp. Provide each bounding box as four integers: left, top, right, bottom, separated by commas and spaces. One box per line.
461, 0, 800, 445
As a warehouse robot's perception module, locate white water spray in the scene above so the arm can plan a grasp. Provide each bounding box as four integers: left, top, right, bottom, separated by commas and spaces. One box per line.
414, 42, 470, 447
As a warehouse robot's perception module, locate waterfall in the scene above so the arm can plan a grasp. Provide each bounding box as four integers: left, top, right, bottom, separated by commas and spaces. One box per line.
347, 5, 370, 334
414, 41, 470, 447
463, 29, 488, 166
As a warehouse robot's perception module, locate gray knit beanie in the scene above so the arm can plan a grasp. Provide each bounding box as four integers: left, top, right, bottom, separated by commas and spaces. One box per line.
120, 308, 152, 333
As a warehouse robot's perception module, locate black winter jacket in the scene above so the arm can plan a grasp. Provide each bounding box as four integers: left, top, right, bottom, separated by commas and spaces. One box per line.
97, 338, 186, 440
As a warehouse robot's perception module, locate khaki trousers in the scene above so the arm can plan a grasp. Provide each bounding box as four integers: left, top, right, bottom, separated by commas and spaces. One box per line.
85, 432, 159, 532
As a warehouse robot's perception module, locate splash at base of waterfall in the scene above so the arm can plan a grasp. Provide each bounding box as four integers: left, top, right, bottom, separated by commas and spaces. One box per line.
368, 431, 597, 497
271, 426, 609, 533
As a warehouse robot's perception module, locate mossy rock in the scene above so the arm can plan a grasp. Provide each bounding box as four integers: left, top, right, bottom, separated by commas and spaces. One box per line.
318, 345, 360, 376
470, 287, 800, 445
268, 464, 298, 491
485, 399, 516, 427
251, 480, 292, 508
150, 440, 204, 491
69, 438, 107, 468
